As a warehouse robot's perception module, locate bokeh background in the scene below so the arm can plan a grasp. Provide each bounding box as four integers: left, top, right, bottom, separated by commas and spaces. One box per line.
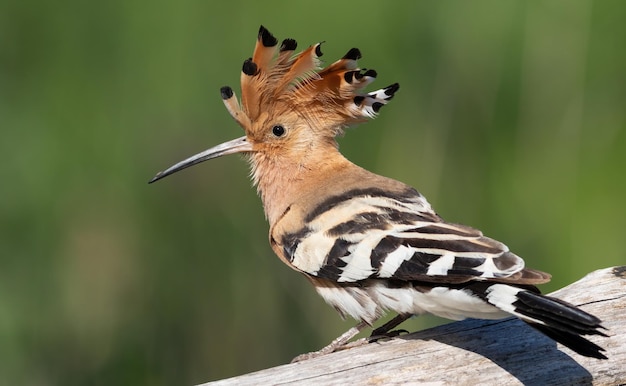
2, 1, 625, 384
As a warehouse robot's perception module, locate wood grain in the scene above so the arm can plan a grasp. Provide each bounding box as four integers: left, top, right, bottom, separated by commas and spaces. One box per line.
201, 267, 626, 386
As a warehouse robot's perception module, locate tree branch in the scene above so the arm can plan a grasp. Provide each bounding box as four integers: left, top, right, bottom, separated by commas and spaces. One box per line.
201, 267, 626, 385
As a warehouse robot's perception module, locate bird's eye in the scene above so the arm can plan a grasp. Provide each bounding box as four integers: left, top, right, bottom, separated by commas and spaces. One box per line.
272, 125, 285, 137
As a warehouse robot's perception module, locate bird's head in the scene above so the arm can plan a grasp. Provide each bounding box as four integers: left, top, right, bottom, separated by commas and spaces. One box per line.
149, 25, 399, 185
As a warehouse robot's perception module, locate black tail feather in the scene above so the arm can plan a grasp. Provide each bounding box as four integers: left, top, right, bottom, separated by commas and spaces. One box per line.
527, 322, 608, 360
512, 290, 608, 359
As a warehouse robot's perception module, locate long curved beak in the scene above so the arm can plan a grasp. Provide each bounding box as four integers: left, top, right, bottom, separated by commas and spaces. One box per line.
149, 136, 252, 183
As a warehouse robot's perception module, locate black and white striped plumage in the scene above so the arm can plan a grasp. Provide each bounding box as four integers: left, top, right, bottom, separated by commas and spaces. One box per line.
271, 182, 607, 359
151, 26, 607, 361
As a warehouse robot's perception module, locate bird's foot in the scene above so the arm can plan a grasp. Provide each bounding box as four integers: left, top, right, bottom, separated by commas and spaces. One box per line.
366, 314, 412, 343
290, 321, 369, 363
290, 315, 413, 362
368, 328, 409, 342
291, 338, 368, 362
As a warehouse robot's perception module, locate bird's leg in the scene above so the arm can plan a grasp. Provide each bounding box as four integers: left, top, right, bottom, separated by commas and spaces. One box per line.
291, 321, 369, 362
291, 314, 414, 362
368, 313, 412, 342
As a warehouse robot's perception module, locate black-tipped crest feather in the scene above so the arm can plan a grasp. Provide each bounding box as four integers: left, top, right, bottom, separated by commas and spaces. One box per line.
220, 86, 233, 100
223, 25, 399, 133
242, 59, 258, 76
258, 25, 278, 47
343, 48, 362, 60
280, 38, 297, 52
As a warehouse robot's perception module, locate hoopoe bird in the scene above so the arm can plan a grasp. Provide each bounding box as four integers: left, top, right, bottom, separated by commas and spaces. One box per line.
150, 26, 607, 360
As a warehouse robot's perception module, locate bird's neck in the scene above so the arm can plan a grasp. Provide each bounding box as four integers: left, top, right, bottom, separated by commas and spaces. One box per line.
250, 145, 353, 226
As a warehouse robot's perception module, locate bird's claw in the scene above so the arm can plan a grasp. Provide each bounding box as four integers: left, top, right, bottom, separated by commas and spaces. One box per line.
368, 328, 409, 343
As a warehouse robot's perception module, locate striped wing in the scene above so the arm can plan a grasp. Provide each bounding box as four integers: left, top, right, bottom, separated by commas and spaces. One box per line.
281, 188, 525, 283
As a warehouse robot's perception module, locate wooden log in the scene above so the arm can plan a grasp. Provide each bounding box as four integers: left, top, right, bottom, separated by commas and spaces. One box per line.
201, 267, 626, 385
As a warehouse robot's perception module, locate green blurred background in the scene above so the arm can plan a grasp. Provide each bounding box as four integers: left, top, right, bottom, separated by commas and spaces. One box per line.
2, 0, 625, 384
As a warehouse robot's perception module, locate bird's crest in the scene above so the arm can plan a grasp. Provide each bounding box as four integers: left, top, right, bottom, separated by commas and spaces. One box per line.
220, 25, 399, 138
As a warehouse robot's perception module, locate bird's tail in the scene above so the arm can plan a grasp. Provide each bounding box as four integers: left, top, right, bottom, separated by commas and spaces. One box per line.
484, 283, 608, 359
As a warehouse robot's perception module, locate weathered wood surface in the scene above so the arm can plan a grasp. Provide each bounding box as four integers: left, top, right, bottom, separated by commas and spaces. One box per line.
201, 267, 626, 386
